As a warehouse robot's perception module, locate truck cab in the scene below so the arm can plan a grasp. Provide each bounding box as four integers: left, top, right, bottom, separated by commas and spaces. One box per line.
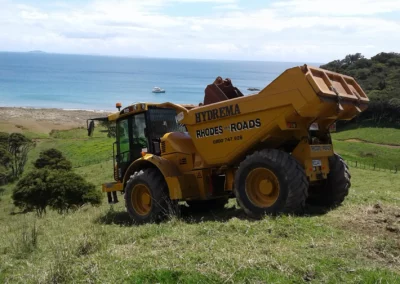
112, 104, 186, 182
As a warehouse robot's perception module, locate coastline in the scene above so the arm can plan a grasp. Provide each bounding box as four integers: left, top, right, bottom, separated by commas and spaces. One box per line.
0, 106, 113, 134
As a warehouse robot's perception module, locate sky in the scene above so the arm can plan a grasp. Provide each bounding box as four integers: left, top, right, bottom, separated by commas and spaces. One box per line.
0, 0, 399, 63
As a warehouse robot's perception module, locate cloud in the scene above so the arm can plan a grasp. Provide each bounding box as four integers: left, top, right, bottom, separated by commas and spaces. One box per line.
0, 0, 399, 62
272, 0, 400, 16
212, 4, 240, 10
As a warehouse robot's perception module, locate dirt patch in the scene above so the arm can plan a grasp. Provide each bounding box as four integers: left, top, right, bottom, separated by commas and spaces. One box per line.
339, 203, 400, 237
342, 138, 400, 149
335, 204, 400, 266
0, 107, 112, 134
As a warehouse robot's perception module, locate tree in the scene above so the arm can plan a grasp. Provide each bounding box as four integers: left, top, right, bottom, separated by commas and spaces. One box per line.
8, 133, 35, 179
34, 148, 72, 171
0, 133, 13, 184
0, 145, 12, 185
12, 149, 102, 216
12, 169, 53, 215
321, 52, 400, 126
47, 171, 102, 213
99, 120, 116, 138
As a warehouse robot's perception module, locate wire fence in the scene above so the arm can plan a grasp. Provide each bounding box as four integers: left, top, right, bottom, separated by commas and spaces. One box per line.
343, 158, 398, 174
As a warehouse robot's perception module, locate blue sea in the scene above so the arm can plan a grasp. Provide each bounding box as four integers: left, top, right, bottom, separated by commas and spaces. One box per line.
0, 52, 320, 111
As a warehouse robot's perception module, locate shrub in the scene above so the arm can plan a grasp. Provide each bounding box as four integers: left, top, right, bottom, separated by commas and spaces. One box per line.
48, 171, 102, 213
12, 169, 53, 215
12, 169, 102, 215
34, 148, 72, 171
12, 149, 102, 215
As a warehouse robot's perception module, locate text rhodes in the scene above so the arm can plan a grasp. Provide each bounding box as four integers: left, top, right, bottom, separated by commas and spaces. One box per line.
196, 126, 223, 138
195, 104, 240, 123
196, 119, 261, 139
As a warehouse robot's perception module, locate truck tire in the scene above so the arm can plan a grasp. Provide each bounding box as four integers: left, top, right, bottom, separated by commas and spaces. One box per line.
124, 168, 175, 224
307, 153, 351, 208
234, 149, 308, 218
186, 197, 229, 211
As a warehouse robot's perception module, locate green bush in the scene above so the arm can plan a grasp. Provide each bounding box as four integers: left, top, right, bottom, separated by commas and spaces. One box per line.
12, 169, 52, 215
12, 169, 102, 215
12, 149, 102, 215
48, 171, 102, 213
34, 148, 72, 171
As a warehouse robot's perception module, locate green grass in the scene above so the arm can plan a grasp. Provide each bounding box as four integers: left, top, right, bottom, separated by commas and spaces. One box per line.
331, 122, 400, 169
333, 140, 400, 170
24, 127, 114, 170
333, 125, 400, 146
1, 126, 400, 283
1, 166, 399, 283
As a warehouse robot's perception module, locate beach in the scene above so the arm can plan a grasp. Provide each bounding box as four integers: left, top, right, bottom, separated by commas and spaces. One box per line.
0, 107, 111, 134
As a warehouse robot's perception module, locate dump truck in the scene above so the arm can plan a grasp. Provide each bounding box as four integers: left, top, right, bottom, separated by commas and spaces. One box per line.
88, 64, 369, 223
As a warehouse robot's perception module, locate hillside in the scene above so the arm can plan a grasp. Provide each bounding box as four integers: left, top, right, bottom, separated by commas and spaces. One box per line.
332, 125, 400, 171
0, 119, 400, 282
320, 52, 400, 126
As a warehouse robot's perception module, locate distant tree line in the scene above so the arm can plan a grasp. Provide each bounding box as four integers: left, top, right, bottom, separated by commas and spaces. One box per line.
320, 52, 400, 126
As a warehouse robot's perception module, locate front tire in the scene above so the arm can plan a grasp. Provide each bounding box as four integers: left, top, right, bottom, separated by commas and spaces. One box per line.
307, 153, 351, 208
124, 168, 174, 224
234, 149, 309, 218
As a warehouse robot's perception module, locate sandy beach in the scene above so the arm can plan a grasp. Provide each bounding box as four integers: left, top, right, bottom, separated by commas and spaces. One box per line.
0, 107, 112, 134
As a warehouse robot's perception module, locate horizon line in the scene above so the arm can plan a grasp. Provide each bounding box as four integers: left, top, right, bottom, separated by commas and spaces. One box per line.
0, 50, 325, 65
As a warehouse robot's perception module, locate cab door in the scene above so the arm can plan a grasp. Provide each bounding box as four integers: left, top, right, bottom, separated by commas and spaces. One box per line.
115, 113, 148, 181
115, 117, 131, 180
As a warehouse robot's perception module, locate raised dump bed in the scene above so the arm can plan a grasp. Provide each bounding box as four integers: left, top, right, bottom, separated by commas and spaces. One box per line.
178, 64, 369, 166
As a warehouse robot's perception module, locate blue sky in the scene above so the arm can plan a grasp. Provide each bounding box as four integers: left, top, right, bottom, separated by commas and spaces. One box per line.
0, 0, 399, 62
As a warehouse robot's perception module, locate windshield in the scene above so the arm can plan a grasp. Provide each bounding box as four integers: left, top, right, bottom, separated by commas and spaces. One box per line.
147, 108, 186, 139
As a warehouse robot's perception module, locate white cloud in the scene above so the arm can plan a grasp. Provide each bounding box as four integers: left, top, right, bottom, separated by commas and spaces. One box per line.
0, 0, 399, 62
212, 4, 240, 10
272, 0, 400, 16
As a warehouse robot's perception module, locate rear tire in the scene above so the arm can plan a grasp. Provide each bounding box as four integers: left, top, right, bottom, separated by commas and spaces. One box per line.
124, 168, 176, 224
234, 149, 309, 218
307, 153, 351, 208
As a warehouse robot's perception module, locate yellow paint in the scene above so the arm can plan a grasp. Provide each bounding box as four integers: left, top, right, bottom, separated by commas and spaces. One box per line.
245, 168, 280, 207
102, 182, 123, 192
179, 65, 368, 167
102, 64, 369, 202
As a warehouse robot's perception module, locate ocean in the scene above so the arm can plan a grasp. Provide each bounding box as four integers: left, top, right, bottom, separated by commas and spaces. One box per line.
0, 52, 320, 111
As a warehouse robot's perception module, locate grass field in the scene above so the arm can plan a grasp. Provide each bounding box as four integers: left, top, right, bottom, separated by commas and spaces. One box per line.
0, 126, 399, 283
333, 123, 400, 146
332, 123, 400, 170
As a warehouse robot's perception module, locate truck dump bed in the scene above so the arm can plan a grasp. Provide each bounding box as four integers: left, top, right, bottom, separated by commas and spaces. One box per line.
178, 64, 369, 166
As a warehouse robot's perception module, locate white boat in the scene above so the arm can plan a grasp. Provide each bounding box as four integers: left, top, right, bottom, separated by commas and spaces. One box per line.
152, 87, 165, 93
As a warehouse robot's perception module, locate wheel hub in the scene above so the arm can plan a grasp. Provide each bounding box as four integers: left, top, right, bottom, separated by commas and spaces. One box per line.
245, 168, 280, 207
131, 184, 152, 216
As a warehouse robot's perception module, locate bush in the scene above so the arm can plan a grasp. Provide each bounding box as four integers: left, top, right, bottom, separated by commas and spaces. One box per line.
12, 149, 102, 215
34, 148, 72, 171
48, 171, 102, 213
12, 169, 102, 215
12, 169, 53, 215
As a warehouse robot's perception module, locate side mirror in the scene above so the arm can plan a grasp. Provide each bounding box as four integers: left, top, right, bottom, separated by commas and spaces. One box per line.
87, 120, 95, 137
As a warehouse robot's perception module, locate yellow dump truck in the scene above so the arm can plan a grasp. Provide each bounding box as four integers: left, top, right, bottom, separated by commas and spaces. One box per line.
89, 64, 369, 223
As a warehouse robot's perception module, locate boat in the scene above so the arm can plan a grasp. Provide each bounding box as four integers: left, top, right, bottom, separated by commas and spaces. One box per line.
247, 87, 260, 91
152, 87, 165, 93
